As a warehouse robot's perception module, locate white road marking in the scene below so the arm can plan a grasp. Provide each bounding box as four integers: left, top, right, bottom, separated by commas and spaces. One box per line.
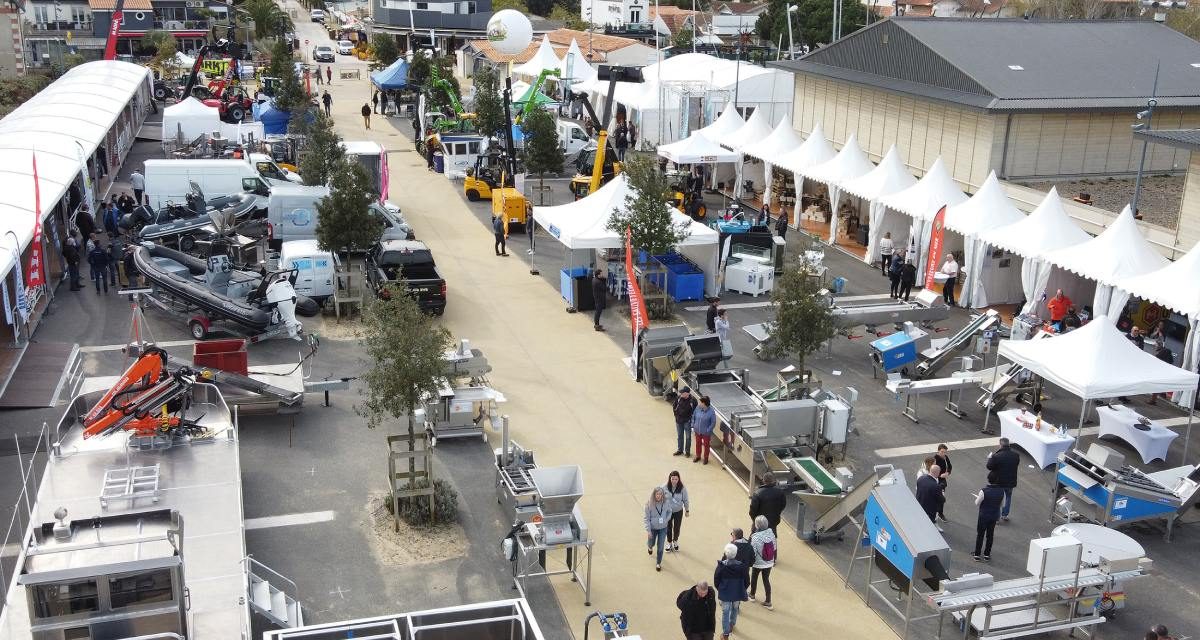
245, 510, 337, 530
1, 542, 20, 557
683, 301, 775, 311
80, 339, 195, 353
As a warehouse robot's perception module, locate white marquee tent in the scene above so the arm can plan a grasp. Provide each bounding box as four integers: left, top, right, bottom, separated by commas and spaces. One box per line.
978, 187, 1092, 316
1044, 206, 1169, 323
162, 97, 222, 142
776, 122, 836, 229
514, 35, 562, 79
558, 39, 597, 85
840, 145, 918, 266
718, 108, 770, 152
944, 172, 1026, 308
878, 157, 968, 277
694, 102, 745, 141
743, 116, 805, 210
805, 133, 875, 245
657, 131, 741, 165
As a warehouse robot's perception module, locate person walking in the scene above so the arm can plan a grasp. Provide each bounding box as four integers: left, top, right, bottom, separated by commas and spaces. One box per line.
749, 472, 787, 537
104, 200, 121, 237
361, 103, 372, 129
644, 487, 671, 571
940, 253, 959, 307
692, 395, 716, 464
705, 297, 720, 333
714, 544, 749, 640
314, 65, 323, 85
986, 437, 1020, 520
63, 232, 82, 291
614, 120, 629, 161
748, 515, 776, 609
321, 91, 332, 117
677, 581, 717, 640
372, 90, 380, 114
934, 443, 952, 522
325, 66, 332, 84
899, 259, 917, 302
123, 245, 139, 288
492, 215, 508, 257
972, 471, 1005, 562
107, 236, 122, 289
129, 169, 146, 206
591, 269, 607, 332
878, 232, 895, 276
715, 309, 731, 366
87, 241, 110, 294
663, 471, 689, 551
915, 464, 944, 531
673, 387, 698, 456
774, 212, 788, 239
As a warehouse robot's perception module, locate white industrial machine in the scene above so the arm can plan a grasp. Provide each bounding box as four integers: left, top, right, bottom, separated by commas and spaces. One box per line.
724, 243, 775, 297
503, 464, 595, 606
420, 339, 506, 443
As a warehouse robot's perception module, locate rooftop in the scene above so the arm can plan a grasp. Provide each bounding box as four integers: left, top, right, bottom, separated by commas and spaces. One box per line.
87, 0, 153, 9
1134, 128, 1200, 152
715, 1, 768, 14
773, 18, 1200, 112
465, 28, 644, 63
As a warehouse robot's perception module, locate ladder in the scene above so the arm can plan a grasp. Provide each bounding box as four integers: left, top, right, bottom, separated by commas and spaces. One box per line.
244, 556, 304, 629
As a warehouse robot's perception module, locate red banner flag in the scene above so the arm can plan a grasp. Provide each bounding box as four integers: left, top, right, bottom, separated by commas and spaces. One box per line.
27, 153, 44, 288
923, 205, 947, 290
625, 228, 649, 343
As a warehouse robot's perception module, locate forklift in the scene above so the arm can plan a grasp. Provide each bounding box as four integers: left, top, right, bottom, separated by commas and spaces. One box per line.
567, 65, 644, 201
463, 145, 506, 201
668, 169, 708, 221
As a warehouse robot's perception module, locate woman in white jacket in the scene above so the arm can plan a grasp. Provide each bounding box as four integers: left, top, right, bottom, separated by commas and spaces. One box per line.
663, 471, 690, 552
749, 515, 776, 609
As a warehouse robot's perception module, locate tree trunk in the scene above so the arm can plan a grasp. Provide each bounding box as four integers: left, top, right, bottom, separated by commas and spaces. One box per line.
407, 391, 417, 475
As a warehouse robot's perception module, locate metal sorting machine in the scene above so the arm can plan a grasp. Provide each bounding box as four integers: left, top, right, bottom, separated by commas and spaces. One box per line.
495, 416, 540, 522
419, 339, 506, 444
261, 599, 550, 639
789, 463, 888, 543
503, 465, 594, 605
1052, 442, 1200, 541
976, 331, 1053, 416
826, 288, 950, 332
871, 310, 1000, 378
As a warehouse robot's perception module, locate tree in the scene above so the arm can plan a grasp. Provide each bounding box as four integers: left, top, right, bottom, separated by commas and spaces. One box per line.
315, 160, 385, 254
142, 30, 179, 78
763, 250, 836, 369
757, 0, 870, 50
606, 153, 689, 255
371, 33, 401, 66
243, 0, 295, 39
493, 0, 530, 11
298, 112, 347, 185
549, 4, 587, 29
672, 27, 694, 50
471, 66, 506, 139
408, 51, 432, 87
521, 108, 564, 192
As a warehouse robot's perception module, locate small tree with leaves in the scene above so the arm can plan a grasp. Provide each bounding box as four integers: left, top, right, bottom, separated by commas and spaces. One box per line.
521, 108, 564, 192
315, 160, 385, 254
371, 33, 401, 66
549, 5, 588, 29
763, 249, 836, 369
606, 153, 689, 255
472, 66, 506, 140
142, 30, 179, 79
672, 27, 694, 50
298, 112, 347, 186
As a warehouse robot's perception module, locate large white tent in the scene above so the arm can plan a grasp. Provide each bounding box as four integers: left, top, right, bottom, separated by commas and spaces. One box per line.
558, 39, 597, 85
840, 145, 918, 266
718, 108, 771, 152
514, 35, 562, 79
775, 122, 836, 230
1044, 206, 1169, 322
878, 157, 968, 277
162, 97, 222, 142
944, 172, 1026, 309
694, 102, 745, 141
657, 132, 741, 165
805, 133, 875, 245
742, 116, 805, 211
979, 188, 1092, 316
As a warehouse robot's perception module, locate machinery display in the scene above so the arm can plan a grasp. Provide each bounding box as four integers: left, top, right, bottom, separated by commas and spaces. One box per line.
790, 464, 886, 544
828, 288, 950, 333
419, 339, 505, 443
568, 65, 643, 200
1052, 442, 1200, 541
495, 416, 541, 522
503, 465, 594, 606
261, 599, 549, 639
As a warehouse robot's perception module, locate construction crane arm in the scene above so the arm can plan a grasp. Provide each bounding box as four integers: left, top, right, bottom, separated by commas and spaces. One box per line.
102, 0, 126, 61
81, 348, 200, 440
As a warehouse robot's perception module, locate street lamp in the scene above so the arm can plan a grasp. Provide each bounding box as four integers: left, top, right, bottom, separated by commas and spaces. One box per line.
786, 4, 796, 60
1130, 97, 1157, 218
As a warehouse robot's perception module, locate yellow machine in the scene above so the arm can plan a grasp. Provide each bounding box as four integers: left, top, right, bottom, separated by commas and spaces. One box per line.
464, 148, 505, 201
566, 66, 643, 200
492, 185, 529, 230
480, 78, 530, 229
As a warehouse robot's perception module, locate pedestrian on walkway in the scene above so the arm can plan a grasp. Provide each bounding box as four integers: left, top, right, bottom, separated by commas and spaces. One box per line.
673, 387, 697, 456
591, 269, 607, 331
692, 395, 716, 464
676, 581, 717, 640
889, 254, 903, 298
972, 471, 1004, 562
103, 200, 120, 237
315, 66, 323, 85
940, 253, 959, 307
715, 309, 731, 365
749, 472, 787, 537
87, 241, 110, 294
362, 103, 372, 129
321, 91, 332, 117
75, 205, 96, 243
714, 543, 748, 640
492, 215, 508, 256
748, 515, 776, 609
774, 212, 788, 239
325, 66, 332, 83
129, 169, 145, 205
63, 232, 82, 291
645, 487, 671, 571
372, 90, 379, 113
986, 438, 1020, 520
916, 464, 944, 531
705, 297, 720, 332
107, 236, 122, 288
663, 471, 689, 551
899, 259, 917, 302
879, 232, 894, 276
934, 443, 952, 522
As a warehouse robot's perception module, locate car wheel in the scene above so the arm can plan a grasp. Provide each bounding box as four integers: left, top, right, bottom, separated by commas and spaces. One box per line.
153, 85, 168, 101
466, 189, 479, 201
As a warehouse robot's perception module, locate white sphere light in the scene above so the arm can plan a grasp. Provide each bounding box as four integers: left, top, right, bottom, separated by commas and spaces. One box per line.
487, 10, 533, 56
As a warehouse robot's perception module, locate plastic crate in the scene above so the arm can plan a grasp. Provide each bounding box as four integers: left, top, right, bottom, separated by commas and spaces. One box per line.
193, 339, 248, 376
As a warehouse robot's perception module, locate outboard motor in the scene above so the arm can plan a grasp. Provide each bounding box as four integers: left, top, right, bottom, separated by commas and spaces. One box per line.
265, 276, 303, 339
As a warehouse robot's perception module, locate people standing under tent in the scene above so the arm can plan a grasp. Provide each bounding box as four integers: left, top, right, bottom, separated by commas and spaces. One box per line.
878, 232, 895, 276
1046, 289, 1072, 331
372, 90, 379, 113
940, 253, 959, 307
591, 269, 608, 331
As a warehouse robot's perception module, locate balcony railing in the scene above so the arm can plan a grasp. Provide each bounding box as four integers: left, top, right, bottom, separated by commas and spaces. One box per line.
603, 22, 655, 35
28, 21, 94, 35
152, 18, 211, 30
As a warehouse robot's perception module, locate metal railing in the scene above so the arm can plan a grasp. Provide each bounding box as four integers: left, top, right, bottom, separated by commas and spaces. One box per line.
241, 555, 299, 595
0, 420, 58, 621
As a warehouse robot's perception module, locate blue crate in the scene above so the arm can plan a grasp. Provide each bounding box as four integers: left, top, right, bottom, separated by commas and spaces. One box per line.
561, 266, 591, 306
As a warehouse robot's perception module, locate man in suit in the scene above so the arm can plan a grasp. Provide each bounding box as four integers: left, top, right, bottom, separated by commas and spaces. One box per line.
915, 464, 945, 532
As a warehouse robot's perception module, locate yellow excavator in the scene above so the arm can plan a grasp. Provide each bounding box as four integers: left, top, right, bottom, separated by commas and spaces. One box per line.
568, 65, 644, 200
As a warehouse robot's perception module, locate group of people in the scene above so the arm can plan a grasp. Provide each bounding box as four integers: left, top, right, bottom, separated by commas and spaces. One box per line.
311, 65, 334, 86
912, 439, 1019, 563
878, 233, 962, 306
63, 194, 143, 296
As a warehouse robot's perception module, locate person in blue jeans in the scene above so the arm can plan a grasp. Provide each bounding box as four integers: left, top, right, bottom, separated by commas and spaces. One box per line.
644, 487, 670, 572
714, 543, 749, 639
986, 437, 1020, 519
672, 387, 697, 456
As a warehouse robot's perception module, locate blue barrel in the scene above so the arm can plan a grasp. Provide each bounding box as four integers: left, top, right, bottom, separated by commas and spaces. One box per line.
433, 152, 445, 174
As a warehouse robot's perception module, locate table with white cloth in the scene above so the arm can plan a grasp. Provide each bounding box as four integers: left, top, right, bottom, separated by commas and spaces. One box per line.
1095, 404, 1178, 464
997, 409, 1075, 469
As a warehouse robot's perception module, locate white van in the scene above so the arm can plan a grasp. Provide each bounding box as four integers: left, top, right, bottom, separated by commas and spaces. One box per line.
340, 141, 388, 200
557, 120, 590, 158
144, 159, 273, 212
267, 183, 414, 249
279, 240, 339, 304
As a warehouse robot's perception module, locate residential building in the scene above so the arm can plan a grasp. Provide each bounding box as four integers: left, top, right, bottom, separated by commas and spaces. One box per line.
370, 0, 556, 53
22, 0, 223, 65
708, 1, 766, 37
0, 5, 23, 76
460, 27, 654, 76
585, 0, 651, 29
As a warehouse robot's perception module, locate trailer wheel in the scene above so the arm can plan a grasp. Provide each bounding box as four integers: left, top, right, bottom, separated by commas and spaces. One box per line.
188, 319, 208, 340
228, 104, 246, 122
179, 235, 197, 252
466, 189, 480, 201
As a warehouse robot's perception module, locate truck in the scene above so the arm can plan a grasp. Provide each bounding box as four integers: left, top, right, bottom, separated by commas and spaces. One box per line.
144, 159, 273, 212
364, 239, 447, 316
266, 183, 414, 250
557, 119, 591, 158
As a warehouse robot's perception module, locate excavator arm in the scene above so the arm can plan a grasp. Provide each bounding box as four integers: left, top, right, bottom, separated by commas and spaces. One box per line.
81, 348, 204, 440
514, 69, 560, 125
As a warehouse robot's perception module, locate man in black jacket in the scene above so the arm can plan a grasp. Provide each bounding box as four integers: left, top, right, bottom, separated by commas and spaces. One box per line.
986, 438, 1020, 520
705, 297, 721, 333
591, 269, 607, 332
673, 387, 698, 457
676, 581, 717, 640
749, 473, 787, 537
899, 259, 917, 302
915, 464, 944, 531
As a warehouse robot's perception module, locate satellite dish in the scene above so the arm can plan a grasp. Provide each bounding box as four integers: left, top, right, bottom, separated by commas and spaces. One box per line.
487, 10, 533, 56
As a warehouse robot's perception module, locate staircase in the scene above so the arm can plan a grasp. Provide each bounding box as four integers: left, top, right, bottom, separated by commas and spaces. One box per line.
244, 557, 304, 630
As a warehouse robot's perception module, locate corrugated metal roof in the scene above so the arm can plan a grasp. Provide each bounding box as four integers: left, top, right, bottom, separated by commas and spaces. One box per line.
774, 18, 1200, 112
1134, 128, 1200, 152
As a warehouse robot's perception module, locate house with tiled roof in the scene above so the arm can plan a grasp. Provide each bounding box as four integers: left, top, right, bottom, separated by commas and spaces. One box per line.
709, 1, 767, 37
21, 0, 228, 64
460, 27, 654, 76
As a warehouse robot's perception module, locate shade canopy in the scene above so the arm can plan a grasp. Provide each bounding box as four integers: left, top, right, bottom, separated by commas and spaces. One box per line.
1044, 206, 1169, 287
657, 132, 741, 164
944, 171, 1024, 236
514, 81, 555, 109
1119, 241, 1200, 317
532, 173, 718, 250
558, 39, 597, 84
718, 108, 771, 151
805, 133, 875, 187
162, 96, 221, 142
880, 157, 968, 220
371, 58, 408, 89
775, 122, 836, 176
742, 116, 804, 165
258, 104, 289, 135
979, 187, 1091, 259
839, 145, 917, 201
694, 102, 745, 141
999, 317, 1199, 399
514, 35, 561, 77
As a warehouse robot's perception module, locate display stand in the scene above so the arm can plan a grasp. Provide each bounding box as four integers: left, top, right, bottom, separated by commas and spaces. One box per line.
510, 524, 594, 606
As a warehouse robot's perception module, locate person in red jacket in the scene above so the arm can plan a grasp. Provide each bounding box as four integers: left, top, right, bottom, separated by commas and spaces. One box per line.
1046, 289, 1072, 330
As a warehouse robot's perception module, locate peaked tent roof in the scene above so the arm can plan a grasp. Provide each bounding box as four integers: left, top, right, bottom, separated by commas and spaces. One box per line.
695, 102, 745, 141
371, 58, 409, 89
514, 35, 562, 77
1118, 241, 1200, 318
880, 157, 968, 220
839, 145, 918, 201
776, 122, 837, 176
771, 18, 1200, 112
558, 39, 598, 84
742, 116, 804, 165
999, 316, 1199, 399
979, 187, 1091, 259
805, 133, 876, 187
944, 171, 1024, 236
1043, 206, 1169, 288
531, 173, 718, 250
658, 132, 742, 164
719, 108, 772, 151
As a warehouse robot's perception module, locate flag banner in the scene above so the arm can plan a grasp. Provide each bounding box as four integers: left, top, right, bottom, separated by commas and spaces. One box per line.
27, 153, 44, 288
625, 228, 649, 343
923, 205, 947, 290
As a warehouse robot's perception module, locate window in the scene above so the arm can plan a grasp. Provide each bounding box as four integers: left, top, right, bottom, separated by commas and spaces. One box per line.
70, 6, 92, 24
33, 5, 50, 24
416, 2, 428, 8
629, 8, 641, 22
467, 141, 480, 154
33, 580, 99, 618
109, 570, 175, 609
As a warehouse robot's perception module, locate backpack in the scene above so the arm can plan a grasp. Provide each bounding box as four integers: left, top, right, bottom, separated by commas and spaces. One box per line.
761, 539, 776, 562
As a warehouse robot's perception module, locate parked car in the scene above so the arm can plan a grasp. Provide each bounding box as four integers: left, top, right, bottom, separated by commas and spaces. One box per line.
364, 239, 447, 315
337, 40, 354, 55
313, 45, 335, 62
310, 9, 326, 22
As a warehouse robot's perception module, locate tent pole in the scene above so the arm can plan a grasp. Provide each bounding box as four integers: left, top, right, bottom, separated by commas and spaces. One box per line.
1183, 406, 1195, 466
981, 343, 1002, 434
1076, 400, 1087, 439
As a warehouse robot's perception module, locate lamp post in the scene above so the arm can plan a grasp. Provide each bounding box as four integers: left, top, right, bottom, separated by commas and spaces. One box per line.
785, 4, 796, 60
1130, 61, 1161, 219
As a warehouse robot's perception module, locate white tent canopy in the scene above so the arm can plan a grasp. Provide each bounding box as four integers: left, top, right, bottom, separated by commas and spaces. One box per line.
805, 133, 875, 245
880, 157, 968, 277
558, 39, 597, 84
776, 122, 835, 176
513, 35, 561, 78
944, 172, 1026, 308
1044, 206, 1169, 321
695, 102, 745, 141
840, 145, 918, 266
657, 132, 742, 164
718, 108, 771, 152
162, 97, 221, 142
742, 115, 803, 166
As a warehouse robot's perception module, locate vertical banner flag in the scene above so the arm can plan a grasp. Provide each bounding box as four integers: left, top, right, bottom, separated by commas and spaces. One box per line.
625, 228, 649, 343
923, 205, 947, 290
27, 153, 44, 288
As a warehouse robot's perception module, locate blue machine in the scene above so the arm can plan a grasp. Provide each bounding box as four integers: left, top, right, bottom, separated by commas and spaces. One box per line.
863, 478, 951, 590
869, 324, 930, 373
